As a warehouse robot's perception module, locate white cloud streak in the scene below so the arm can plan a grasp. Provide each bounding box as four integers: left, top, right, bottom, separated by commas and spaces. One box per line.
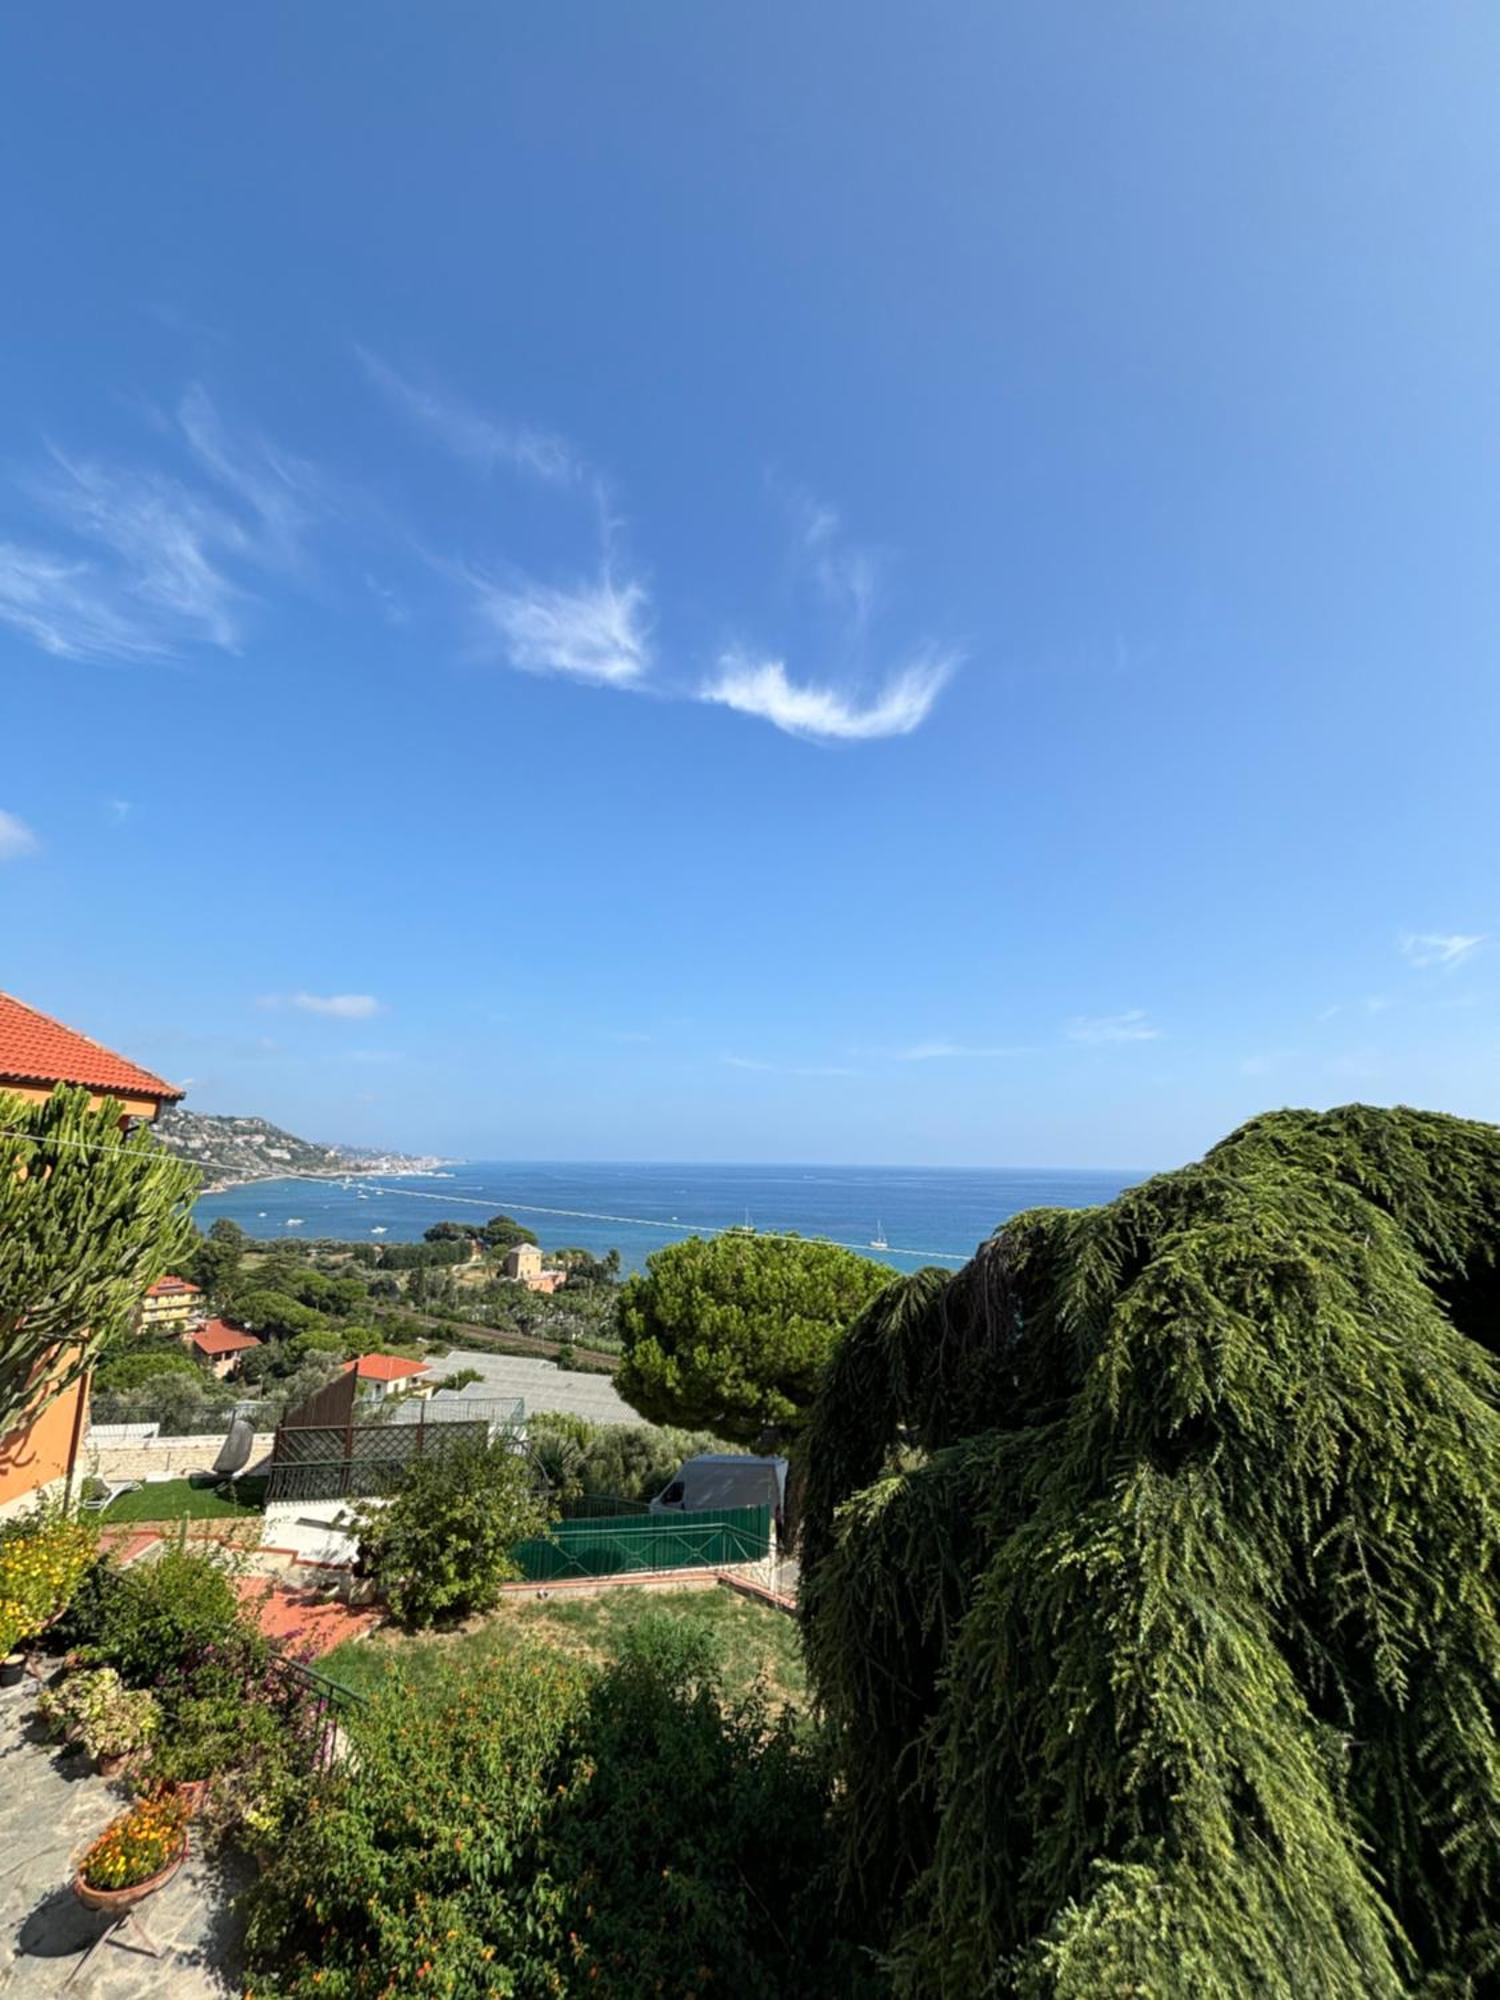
891, 1039, 1031, 1061
722, 1054, 864, 1078
0, 809, 38, 860
1399, 931, 1485, 970
259, 992, 383, 1020
0, 389, 318, 663
1067, 1010, 1163, 1045
701, 651, 954, 742
358, 350, 579, 487
472, 571, 651, 686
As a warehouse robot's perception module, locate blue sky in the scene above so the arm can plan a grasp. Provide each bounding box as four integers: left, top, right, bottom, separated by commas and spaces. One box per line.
1, 4, 1497, 1168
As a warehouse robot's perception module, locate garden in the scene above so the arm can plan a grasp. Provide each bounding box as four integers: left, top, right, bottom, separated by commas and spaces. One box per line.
0, 1488, 859, 1998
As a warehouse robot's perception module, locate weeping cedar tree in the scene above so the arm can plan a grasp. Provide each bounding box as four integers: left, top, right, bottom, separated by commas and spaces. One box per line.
799, 1106, 1500, 2000
0, 1088, 198, 1438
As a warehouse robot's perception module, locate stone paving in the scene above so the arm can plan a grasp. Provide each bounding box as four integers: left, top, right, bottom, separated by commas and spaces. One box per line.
0, 1676, 247, 1997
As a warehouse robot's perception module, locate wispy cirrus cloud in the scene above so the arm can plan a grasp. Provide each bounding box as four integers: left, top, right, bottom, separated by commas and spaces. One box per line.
0, 388, 319, 662
0, 808, 38, 860
259, 992, 383, 1020
471, 569, 651, 687
0, 541, 170, 661
721, 1055, 863, 1078
358, 349, 580, 488
1399, 930, 1484, 970
1067, 1010, 1162, 1045
701, 650, 954, 742
891, 1039, 1030, 1061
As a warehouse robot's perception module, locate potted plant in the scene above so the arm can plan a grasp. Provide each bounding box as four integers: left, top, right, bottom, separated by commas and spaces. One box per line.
73, 1791, 190, 1916
0, 1651, 24, 1689
38, 1669, 160, 1775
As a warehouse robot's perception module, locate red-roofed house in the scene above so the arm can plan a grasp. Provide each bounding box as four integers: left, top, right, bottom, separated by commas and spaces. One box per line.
0, 990, 183, 1122
187, 1319, 263, 1381
0, 993, 183, 1518
141, 1274, 205, 1334
343, 1353, 431, 1404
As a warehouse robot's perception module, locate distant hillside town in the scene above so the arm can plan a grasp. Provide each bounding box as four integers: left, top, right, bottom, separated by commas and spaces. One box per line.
151, 1107, 445, 1192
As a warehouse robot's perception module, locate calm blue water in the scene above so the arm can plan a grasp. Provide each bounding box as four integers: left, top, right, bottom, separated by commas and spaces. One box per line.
195, 1161, 1144, 1276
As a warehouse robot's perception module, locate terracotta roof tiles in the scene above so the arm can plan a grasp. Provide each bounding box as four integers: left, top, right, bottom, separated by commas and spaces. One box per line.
0, 991, 182, 1103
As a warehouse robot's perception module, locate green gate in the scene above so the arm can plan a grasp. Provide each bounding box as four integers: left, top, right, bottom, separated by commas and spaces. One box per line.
513, 1504, 771, 1582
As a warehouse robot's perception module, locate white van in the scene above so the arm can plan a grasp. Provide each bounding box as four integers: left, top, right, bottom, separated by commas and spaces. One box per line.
648, 1452, 787, 1519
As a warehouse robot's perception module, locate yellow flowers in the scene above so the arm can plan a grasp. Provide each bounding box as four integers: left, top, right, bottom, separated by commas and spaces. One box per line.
0, 1516, 95, 1655
79, 1790, 188, 1890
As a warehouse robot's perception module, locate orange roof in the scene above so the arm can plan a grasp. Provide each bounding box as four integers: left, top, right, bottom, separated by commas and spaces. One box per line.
0, 991, 183, 1103
344, 1353, 429, 1383
190, 1319, 262, 1357
147, 1275, 201, 1297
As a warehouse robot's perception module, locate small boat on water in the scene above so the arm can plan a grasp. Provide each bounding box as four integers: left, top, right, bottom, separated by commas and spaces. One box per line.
285, 1217, 304, 1227
870, 1221, 889, 1250
371, 1225, 387, 1235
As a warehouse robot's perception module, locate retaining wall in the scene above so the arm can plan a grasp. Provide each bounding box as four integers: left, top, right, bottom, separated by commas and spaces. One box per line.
83, 1431, 276, 1482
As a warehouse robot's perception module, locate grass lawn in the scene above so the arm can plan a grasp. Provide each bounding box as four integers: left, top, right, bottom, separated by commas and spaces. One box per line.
322, 1583, 806, 1712
100, 1475, 266, 1522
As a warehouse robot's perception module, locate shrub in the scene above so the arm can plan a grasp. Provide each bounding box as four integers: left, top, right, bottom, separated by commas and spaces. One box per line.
0, 1511, 97, 1655
432, 1366, 484, 1393
38, 1666, 159, 1759
142, 1686, 285, 1785
78, 1790, 190, 1891
242, 1621, 869, 1997
71, 1547, 260, 1688
93, 1347, 200, 1392
528, 1412, 735, 1505
352, 1436, 549, 1629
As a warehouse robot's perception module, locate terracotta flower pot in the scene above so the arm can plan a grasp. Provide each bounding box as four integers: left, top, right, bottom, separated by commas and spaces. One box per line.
96, 1750, 131, 1779
169, 1778, 209, 1818
73, 1836, 186, 1917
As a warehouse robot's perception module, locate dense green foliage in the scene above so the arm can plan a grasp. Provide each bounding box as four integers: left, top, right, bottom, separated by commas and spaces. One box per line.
528, 1410, 735, 1504
617, 1231, 892, 1443
243, 1615, 871, 1998
0, 1086, 197, 1435
66, 1544, 260, 1687
800, 1105, 1500, 1998
353, 1436, 550, 1628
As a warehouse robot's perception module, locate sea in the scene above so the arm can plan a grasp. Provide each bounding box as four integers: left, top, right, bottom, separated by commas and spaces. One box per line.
194, 1161, 1144, 1277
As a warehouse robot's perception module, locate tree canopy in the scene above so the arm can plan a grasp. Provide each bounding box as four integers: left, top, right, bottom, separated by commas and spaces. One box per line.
0, 1087, 197, 1437
799, 1104, 1500, 1998
616, 1231, 892, 1444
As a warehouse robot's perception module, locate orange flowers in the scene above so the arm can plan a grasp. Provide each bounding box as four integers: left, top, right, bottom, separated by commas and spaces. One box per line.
79, 1790, 189, 1890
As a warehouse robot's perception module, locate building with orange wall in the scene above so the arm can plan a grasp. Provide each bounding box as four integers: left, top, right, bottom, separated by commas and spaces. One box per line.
0, 992, 182, 1517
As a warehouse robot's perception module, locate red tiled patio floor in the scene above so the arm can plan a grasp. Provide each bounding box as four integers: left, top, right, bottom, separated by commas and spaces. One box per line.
97, 1527, 162, 1565
236, 1578, 379, 1658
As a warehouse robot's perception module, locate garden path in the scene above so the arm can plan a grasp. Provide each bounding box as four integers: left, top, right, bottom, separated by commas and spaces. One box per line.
0, 1673, 247, 1997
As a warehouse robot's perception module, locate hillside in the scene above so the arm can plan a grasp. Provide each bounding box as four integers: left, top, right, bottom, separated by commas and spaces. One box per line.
152, 1109, 348, 1190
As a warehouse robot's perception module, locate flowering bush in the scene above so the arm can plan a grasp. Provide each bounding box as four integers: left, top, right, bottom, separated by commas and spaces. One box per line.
242, 1620, 866, 1997
0, 1512, 96, 1655
78, 1790, 189, 1891
37, 1667, 159, 1759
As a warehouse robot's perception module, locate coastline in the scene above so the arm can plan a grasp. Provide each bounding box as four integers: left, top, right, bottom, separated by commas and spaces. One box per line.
195, 1162, 454, 1197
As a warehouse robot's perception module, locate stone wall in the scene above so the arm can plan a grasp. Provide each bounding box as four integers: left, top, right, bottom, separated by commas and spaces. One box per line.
83, 1431, 277, 1482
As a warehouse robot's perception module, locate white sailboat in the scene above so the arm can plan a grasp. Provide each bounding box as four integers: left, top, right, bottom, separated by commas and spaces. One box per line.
870, 1220, 889, 1250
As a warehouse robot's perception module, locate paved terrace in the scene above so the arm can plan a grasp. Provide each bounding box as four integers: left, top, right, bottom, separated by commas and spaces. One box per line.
0, 1676, 247, 1997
